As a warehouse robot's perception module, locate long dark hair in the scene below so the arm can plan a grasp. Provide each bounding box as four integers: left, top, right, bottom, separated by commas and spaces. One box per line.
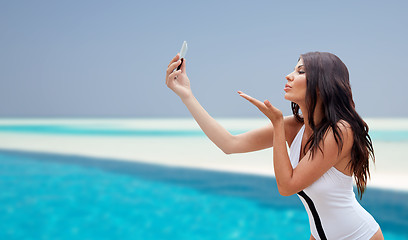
291, 51, 374, 199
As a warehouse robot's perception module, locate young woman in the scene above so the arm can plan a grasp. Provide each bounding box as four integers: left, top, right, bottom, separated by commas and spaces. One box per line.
165, 51, 384, 240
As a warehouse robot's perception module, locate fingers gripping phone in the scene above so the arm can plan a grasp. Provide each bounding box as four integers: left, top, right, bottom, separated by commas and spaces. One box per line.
177, 41, 188, 70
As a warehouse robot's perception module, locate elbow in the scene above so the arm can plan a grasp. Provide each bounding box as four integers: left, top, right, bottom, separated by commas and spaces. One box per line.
222, 144, 240, 155
213, 143, 234, 155
278, 188, 292, 197
278, 188, 292, 196
222, 148, 234, 155
220, 137, 238, 155
277, 183, 295, 196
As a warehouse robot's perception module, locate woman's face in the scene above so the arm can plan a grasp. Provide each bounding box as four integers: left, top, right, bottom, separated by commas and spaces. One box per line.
284, 58, 307, 105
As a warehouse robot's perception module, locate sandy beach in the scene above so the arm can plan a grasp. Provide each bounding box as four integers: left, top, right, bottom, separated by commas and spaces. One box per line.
0, 118, 407, 192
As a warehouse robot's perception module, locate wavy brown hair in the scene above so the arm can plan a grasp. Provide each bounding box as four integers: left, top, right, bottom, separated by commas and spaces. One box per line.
291, 51, 375, 199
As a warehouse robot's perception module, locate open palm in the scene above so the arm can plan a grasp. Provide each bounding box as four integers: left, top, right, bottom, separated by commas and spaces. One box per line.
238, 91, 283, 124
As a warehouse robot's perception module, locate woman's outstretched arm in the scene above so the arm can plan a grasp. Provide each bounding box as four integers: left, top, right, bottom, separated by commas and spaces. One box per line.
166, 54, 298, 154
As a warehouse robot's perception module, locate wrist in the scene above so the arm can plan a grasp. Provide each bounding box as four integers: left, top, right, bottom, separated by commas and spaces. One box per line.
271, 117, 284, 127
180, 91, 195, 103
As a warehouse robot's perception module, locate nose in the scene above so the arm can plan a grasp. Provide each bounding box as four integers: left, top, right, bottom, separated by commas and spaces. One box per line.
286, 73, 293, 81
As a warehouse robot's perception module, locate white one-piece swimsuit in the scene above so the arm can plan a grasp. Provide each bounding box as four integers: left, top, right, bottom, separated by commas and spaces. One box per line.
289, 125, 380, 240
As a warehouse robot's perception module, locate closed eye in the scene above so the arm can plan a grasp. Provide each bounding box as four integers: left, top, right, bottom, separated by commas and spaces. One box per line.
298, 71, 305, 74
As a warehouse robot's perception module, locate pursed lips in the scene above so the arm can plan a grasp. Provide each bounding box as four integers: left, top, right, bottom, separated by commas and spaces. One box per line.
284, 84, 292, 92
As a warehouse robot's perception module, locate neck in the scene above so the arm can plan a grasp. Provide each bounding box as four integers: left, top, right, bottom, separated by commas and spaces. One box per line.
298, 99, 324, 136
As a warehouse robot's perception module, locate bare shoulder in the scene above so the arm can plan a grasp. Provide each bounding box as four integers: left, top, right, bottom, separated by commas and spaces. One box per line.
335, 120, 354, 143
323, 120, 354, 159
284, 115, 303, 147
336, 120, 354, 150
338, 120, 352, 129
320, 120, 354, 144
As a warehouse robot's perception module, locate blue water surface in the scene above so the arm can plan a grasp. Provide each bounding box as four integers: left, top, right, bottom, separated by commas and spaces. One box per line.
0, 150, 407, 240
0, 124, 407, 141
0, 151, 308, 240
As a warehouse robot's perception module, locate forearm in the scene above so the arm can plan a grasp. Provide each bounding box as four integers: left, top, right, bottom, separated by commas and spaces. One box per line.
272, 120, 294, 195
181, 94, 235, 154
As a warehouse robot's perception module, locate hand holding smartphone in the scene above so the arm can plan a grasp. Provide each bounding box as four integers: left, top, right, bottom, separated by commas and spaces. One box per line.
177, 41, 188, 70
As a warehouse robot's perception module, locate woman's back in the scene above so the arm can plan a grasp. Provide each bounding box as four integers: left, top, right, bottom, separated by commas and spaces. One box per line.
290, 125, 379, 240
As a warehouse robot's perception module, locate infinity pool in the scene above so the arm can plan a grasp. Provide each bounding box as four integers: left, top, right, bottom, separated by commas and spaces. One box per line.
0, 150, 407, 240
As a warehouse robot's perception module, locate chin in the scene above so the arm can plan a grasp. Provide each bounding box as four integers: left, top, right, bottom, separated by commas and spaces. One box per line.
284, 94, 302, 104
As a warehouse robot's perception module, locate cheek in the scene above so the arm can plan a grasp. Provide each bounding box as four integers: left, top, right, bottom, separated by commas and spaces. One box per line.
293, 76, 307, 100
299, 75, 307, 85
294, 76, 307, 89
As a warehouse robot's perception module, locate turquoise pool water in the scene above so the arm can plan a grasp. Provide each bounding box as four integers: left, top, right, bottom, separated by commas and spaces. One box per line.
0, 124, 408, 141
0, 150, 407, 240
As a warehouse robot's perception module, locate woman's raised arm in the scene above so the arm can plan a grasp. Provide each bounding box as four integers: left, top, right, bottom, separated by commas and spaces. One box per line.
165, 54, 235, 153
165, 54, 300, 154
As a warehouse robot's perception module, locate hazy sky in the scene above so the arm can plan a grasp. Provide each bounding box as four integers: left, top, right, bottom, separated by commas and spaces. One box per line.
1, 0, 407, 118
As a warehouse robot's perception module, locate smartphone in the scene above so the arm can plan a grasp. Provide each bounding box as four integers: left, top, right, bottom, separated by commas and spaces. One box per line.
177, 41, 188, 70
